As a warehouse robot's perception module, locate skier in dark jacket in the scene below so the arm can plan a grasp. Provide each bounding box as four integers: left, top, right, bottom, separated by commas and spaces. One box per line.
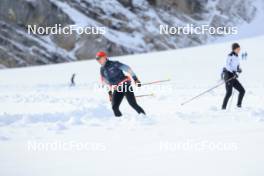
222, 43, 245, 109
96, 51, 146, 117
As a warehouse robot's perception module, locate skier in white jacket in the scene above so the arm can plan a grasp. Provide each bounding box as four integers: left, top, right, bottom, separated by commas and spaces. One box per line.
222, 43, 245, 109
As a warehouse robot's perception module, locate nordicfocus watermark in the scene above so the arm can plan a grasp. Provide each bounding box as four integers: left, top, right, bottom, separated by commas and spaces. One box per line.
27, 24, 106, 35
160, 24, 238, 35
159, 139, 238, 152
27, 140, 106, 152
93, 81, 174, 94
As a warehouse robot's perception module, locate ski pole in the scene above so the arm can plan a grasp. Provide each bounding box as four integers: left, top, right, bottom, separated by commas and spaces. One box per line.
141, 79, 171, 86
181, 76, 236, 106
136, 93, 155, 98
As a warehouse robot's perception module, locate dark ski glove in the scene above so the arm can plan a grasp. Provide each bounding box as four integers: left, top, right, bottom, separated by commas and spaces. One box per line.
233, 72, 239, 78
132, 76, 141, 87
221, 67, 227, 80
237, 66, 242, 73
108, 91, 113, 102
135, 79, 141, 87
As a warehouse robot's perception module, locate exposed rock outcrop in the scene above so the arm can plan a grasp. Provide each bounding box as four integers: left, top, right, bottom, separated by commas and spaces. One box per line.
0, 0, 260, 68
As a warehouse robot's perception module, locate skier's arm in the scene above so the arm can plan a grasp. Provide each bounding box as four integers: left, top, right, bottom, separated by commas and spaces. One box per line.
118, 62, 142, 87
100, 68, 111, 86
100, 70, 113, 101
118, 62, 139, 81
226, 56, 240, 73
237, 65, 242, 73
226, 56, 233, 72
100, 75, 111, 86
101, 77, 113, 101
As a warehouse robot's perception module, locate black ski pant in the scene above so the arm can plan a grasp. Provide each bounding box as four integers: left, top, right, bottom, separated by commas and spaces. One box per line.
222, 72, 245, 109
112, 82, 145, 117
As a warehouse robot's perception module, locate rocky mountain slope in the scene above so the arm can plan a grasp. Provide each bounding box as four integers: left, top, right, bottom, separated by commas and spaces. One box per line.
0, 0, 260, 68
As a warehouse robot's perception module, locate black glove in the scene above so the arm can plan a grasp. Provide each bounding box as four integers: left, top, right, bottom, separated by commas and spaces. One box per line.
237, 65, 242, 73
133, 76, 141, 87
233, 72, 239, 78
221, 67, 227, 80
136, 80, 142, 87
108, 91, 113, 102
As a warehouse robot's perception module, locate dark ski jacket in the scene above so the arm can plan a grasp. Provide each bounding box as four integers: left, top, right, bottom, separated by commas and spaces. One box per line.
100, 60, 138, 86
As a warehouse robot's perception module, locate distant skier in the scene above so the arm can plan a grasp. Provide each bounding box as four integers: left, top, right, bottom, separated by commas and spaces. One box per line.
242, 53, 245, 60
222, 43, 245, 109
70, 73, 76, 87
245, 52, 248, 60
242, 52, 248, 60
243, 52, 248, 60
96, 51, 146, 117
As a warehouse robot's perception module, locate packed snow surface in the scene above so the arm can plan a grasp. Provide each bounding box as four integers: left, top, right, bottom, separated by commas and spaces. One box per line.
0, 36, 264, 176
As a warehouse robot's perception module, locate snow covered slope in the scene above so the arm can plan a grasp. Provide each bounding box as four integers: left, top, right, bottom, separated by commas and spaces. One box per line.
0, 36, 264, 176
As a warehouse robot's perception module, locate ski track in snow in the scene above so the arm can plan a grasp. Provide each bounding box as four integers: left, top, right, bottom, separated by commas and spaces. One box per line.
0, 84, 263, 144
0, 84, 263, 131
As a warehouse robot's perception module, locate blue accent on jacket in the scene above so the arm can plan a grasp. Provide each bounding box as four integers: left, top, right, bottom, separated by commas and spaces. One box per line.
100, 60, 138, 85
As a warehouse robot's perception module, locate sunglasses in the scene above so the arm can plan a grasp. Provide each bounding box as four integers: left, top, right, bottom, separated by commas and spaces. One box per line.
96, 56, 102, 60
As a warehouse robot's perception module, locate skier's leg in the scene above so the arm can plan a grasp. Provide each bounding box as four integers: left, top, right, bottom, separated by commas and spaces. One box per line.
222, 81, 233, 109
112, 90, 124, 117
125, 85, 146, 115
233, 79, 245, 107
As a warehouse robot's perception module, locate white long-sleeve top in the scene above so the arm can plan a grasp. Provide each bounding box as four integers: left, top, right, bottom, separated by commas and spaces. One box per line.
225, 52, 240, 72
